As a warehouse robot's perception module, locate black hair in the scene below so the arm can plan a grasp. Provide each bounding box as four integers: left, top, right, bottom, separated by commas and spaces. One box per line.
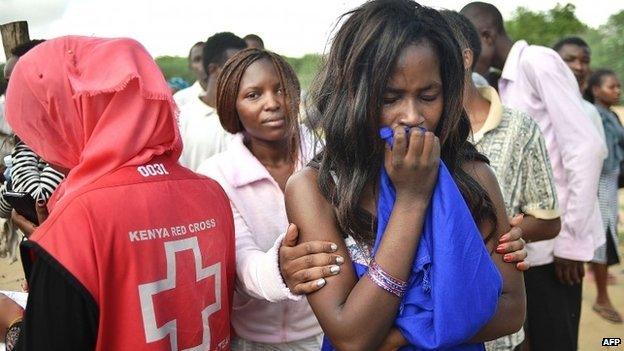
243, 34, 265, 48
217, 48, 300, 137
188, 41, 205, 60
202, 32, 246, 78
10, 39, 46, 58
552, 36, 590, 53
440, 10, 482, 70
309, 0, 496, 244
584, 69, 616, 103
460, 2, 506, 34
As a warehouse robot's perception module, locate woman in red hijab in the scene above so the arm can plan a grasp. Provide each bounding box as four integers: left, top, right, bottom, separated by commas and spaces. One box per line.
0, 36, 236, 350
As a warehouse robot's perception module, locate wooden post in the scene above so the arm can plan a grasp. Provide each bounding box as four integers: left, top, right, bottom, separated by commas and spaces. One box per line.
0, 21, 29, 59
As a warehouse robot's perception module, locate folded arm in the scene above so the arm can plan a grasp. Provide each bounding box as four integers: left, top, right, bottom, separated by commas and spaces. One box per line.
285, 168, 428, 351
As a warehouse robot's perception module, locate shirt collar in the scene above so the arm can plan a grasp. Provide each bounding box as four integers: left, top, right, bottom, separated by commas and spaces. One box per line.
219, 134, 274, 187
501, 40, 528, 83
472, 86, 503, 143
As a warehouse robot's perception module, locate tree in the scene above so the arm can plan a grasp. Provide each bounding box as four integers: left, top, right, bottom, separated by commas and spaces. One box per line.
155, 56, 194, 85
585, 10, 624, 91
505, 4, 623, 103
285, 54, 322, 92
505, 3, 587, 47
155, 54, 323, 92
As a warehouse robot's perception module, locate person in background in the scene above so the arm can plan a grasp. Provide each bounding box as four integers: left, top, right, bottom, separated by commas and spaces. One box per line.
441, 10, 561, 351
0, 36, 236, 350
462, 3, 606, 350
553, 37, 613, 302
178, 32, 246, 170
243, 34, 265, 49
0, 40, 65, 263
199, 48, 329, 350
583, 69, 624, 324
173, 41, 207, 109
553, 37, 607, 143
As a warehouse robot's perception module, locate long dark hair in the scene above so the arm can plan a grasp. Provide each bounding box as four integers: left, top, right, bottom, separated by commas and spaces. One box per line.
584, 69, 616, 105
216, 48, 302, 163
308, 0, 496, 243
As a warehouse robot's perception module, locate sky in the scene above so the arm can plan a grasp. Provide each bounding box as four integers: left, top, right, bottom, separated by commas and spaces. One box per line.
1, 0, 623, 62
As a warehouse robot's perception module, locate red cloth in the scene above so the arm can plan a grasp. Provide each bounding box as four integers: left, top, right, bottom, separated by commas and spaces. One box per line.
5, 36, 236, 350
5, 35, 182, 209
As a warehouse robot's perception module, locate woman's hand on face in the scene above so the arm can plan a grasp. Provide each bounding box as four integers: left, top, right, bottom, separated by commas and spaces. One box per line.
279, 224, 345, 295
496, 214, 529, 271
385, 127, 440, 205
0, 293, 24, 343
10, 199, 49, 238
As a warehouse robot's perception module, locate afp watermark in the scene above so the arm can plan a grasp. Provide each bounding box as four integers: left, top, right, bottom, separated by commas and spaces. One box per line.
602, 338, 621, 347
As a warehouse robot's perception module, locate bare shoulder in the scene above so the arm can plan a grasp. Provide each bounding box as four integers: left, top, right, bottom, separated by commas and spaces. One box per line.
286, 166, 319, 189
285, 166, 339, 242
285, 167, 329, 207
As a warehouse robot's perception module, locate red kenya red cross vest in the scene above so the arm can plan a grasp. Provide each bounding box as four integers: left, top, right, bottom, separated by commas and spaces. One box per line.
25, 156, 235, 350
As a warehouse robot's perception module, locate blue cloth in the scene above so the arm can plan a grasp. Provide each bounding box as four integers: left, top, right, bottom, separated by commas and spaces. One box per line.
595, 105, 624, 173
167, 76, 190, 91
322, 127, 502, 351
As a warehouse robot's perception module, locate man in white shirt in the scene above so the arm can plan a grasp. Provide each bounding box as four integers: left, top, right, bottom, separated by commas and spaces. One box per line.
174, 42, 207, 109
178, 33, 246, 170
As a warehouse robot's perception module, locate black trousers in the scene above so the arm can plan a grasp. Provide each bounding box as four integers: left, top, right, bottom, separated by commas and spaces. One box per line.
524, 263, 582, 351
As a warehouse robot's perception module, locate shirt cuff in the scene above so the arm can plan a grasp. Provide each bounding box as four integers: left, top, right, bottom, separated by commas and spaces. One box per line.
256, 233, 303, 302
553, 227, 595, 262
522, 207, 560, 220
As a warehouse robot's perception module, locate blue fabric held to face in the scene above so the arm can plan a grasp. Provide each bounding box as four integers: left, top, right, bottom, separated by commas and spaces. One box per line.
322, 126, 502, 351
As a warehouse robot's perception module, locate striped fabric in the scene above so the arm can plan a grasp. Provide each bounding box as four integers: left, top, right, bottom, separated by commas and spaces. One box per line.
592, 170, 620, 264
0, 140, 65, 218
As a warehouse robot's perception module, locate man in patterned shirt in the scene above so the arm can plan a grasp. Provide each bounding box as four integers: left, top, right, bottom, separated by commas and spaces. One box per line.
441, 11, 562, 351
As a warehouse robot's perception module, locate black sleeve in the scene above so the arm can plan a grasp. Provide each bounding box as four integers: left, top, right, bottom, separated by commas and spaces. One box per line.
14, 242, 98, 351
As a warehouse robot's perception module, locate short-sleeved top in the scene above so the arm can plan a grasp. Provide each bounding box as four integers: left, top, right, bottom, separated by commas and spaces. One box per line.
471, 86, 559, 221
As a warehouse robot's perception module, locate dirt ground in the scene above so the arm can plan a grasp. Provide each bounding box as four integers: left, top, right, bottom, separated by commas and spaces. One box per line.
580, 260, 624, 351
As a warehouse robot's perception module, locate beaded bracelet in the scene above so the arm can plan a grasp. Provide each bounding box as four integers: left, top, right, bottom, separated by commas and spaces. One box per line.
5, 318, 23, 351
367, 259, 408, 298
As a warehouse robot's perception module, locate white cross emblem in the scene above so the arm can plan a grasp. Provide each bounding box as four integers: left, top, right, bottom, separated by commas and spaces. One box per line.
138, 236, 221, 350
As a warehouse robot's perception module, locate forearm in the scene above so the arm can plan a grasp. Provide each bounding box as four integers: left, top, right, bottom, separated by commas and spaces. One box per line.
237, 236, 300, 302
518, 215, 560, 242
315, 200, 427, 350
469, 288, 526, 342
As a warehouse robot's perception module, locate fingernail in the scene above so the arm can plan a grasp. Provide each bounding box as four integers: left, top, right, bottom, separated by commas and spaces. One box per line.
330, 265, 340, 274
36, 199, 46, 207
316, 278, 326, 287
336, 256, 344, 264
496, 245, 505, 253
330, 243, 338, 251
499, 235, 509, 242
504, 254, 512, 262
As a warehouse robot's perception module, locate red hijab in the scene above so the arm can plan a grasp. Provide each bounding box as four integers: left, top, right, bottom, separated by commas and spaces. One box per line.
5, 36, 182, 209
